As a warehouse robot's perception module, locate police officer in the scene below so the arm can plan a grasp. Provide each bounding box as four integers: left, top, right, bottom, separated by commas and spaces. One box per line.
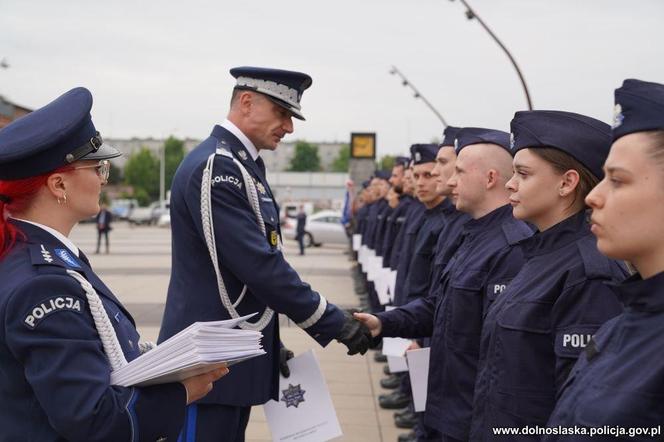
428, 126, 471, 295
470, 111, 627, 441
381, 156, 414, 271
356, 128, 533, 442
544, 79, 664, 440
158, 67, 372, 441
0, 87, 228, 441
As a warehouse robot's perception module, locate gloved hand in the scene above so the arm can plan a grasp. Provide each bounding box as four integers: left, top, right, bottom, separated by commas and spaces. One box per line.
279, 347, 295, 378
336, 309, 372, 355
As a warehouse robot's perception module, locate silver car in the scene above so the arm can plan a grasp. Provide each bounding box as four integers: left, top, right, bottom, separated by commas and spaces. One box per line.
282, 210, 347, 247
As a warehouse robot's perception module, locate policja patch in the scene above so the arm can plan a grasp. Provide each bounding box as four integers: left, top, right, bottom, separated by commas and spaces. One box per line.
24, 295, 83, 329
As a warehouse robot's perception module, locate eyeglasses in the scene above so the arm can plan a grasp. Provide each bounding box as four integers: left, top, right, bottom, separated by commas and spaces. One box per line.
68, 160, 111, 183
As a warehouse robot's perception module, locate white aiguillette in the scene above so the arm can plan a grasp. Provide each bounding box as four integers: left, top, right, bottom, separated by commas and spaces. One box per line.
110, 314, 265, 387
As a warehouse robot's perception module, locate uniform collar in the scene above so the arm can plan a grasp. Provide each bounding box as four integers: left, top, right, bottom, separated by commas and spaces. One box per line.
424, 198, 447, 215
610, 270, 664, 312
220, 119, 259, 161
463, 204, 513, 233
519, 210, 590, 258
11, 218, 79, 257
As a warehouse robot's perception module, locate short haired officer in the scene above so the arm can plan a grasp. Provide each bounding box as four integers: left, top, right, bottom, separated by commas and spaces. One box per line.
158, 67, 372, 441
544, 79, 664, 439
380, 156, 415, 271
0, 88, 227, 441
356, 128, 533, 442
470, 112, 627, 441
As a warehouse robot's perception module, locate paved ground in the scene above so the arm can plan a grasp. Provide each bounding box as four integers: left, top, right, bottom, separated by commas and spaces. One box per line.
71, 222, 404, 442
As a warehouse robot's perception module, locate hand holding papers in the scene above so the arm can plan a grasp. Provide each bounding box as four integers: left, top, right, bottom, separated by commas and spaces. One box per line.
110, 314, 265, 387
264, 350, 342, 442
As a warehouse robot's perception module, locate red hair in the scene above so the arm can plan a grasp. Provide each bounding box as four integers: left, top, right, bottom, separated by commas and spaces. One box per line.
0, 167, 69, 261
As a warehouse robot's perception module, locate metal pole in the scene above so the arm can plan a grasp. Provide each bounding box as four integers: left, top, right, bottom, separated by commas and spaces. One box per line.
390, 65, 449, 127
454, 0, 533, 110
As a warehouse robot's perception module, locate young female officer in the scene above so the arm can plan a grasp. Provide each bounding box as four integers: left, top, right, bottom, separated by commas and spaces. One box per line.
0, 88, 227, 441
544, 79, 664, 439
469, 111, 627, 441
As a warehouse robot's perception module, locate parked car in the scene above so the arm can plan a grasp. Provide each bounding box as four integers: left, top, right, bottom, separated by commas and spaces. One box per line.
282, 210, 346, 247
110, 198, 138, 220
128, 201, 170, 225
157, 213, 171, 228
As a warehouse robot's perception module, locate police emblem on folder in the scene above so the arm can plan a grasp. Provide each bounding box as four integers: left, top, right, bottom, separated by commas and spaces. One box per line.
281, 384, 306, 408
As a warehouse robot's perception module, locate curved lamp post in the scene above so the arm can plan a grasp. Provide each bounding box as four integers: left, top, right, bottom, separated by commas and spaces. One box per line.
389, 65, 449, 127
451, 0, 533, 110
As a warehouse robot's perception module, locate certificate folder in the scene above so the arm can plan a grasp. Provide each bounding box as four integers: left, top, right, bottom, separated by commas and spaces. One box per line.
111, 314, 265, 387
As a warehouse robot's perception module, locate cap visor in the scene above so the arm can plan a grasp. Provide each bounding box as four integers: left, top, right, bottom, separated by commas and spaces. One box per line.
265, 96, 305, 120
82, 142, 122, 160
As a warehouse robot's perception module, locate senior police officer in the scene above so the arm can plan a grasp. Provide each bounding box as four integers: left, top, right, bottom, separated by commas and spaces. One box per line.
544, 79, 664, 440
158, 67, 372, 441
356, 128, 533, 442
0, 87, 228, 441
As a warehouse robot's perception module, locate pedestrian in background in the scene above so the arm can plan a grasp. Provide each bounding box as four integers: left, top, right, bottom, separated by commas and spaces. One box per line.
296, 204, 307, 255
95, 202, 112, 254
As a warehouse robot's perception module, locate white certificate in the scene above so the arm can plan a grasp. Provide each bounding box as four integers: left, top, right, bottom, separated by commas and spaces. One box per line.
264, 350, 343, 442
382, 337, 411, 358
387, 270, 397, 302
387, 355, 408, 373
352, 234, 361, 251
406, 348, 430, 412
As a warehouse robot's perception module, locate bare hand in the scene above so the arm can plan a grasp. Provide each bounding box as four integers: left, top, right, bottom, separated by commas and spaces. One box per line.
406, 340, 421, 351
181, 364, 229, 405
353, 312, 382, 337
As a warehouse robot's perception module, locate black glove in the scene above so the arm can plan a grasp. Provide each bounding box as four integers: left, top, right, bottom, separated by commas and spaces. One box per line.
336, 309, 372, 355
279, 347, 294, 378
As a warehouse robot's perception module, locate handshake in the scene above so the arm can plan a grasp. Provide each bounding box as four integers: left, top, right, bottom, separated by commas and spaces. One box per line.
335, 309, 383, 356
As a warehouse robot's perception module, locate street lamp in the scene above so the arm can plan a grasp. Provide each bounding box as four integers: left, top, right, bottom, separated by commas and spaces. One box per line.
450, 0, 533, 110
389, 65, 449, 127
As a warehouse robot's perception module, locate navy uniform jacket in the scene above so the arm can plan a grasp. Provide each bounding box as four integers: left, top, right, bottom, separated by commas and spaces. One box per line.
388, 197, 419, 271
363, 200, 384, 250
158, 125, 345, 406
393, 201, 426, 306
372, 201, 392, 258
403, 199, 452, 305
428, 206, 471, 297
381, 195, 414, 268
378, 204, 533, 440
0, 221, 186, 442
470, 211, 626, 441
544, 271, 664, 441
354, 204, 369, 238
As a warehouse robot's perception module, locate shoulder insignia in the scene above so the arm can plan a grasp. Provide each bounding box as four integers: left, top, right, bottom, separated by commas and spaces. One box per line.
54, 248, 82, 269
40, 244, 53, 263
24, 295, 84, 329
238, 150, 248, 161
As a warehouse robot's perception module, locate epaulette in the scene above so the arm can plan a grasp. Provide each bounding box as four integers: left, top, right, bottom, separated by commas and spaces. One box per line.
215, 146, 234, 160
29, 243, 83, 270
576, 234, 613, 279
501, 219, 534, 246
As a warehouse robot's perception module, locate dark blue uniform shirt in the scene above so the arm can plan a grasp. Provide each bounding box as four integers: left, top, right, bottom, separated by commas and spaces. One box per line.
544, 271, 664, 441
471, 211, 627, 441
377, 204, 533, 440
0, 221, 186, 442
382, 195, 414, 268
158, 125, 345, 407
372, 200, 392, 257
428, 206, 471, 298
393, 201, 426, 306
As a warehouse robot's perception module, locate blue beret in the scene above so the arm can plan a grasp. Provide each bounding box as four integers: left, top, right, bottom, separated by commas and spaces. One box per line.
454, 127, 511, 155
410, 143, 439, 165
230, 66, 312, 121
0, 87, 121, 181
373, 170, 392, 181
440, 126, 461, 147
362, 180, 371, 189
394, 156, 410, 167
612, 79, 664, 141
510, 110, 611, 179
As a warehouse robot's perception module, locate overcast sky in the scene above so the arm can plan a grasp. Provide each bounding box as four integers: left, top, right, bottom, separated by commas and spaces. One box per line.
2, 0, 663, 157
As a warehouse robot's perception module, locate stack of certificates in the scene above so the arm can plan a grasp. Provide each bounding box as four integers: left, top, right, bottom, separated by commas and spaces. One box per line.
111, 314, 265, 387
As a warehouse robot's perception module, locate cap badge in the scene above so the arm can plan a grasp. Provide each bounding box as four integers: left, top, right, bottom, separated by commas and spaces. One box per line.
612, 103, 624, 129
510, 133, 516, 150
414, 152, 421, 162
454, 138, 460, 152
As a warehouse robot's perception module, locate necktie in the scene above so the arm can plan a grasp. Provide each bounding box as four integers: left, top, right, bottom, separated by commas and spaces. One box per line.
255, 156, 267, 178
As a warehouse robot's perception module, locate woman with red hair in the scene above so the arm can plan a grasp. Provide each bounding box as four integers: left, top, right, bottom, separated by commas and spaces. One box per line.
0, 88, 227, 441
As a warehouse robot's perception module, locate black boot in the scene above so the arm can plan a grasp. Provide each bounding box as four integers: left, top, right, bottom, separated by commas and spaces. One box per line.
378, 391, 411, 409
397, 431, 417, 442
380, 374, 401, 389
394, 410, 417, 429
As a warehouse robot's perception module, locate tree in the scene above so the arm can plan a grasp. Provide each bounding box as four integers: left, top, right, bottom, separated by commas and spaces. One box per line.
288, 141, 321, 172
164, 136, 185, 190
377, 155, 396, 171
331, 144, 350, 172
123, 147, 160, 204
107, 162, 122, 185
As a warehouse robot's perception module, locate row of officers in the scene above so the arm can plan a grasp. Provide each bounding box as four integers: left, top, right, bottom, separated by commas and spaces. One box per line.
351, 78, 664, 441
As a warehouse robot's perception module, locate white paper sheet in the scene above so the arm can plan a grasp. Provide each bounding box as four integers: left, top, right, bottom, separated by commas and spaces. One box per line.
352, 234, 361, 252
375, 269, 390, 305
387, 270, 397, 302
382, 337, 412, 357
387, 355, 408, 373
406, 348, 430, 412
263, 350, 342, 442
